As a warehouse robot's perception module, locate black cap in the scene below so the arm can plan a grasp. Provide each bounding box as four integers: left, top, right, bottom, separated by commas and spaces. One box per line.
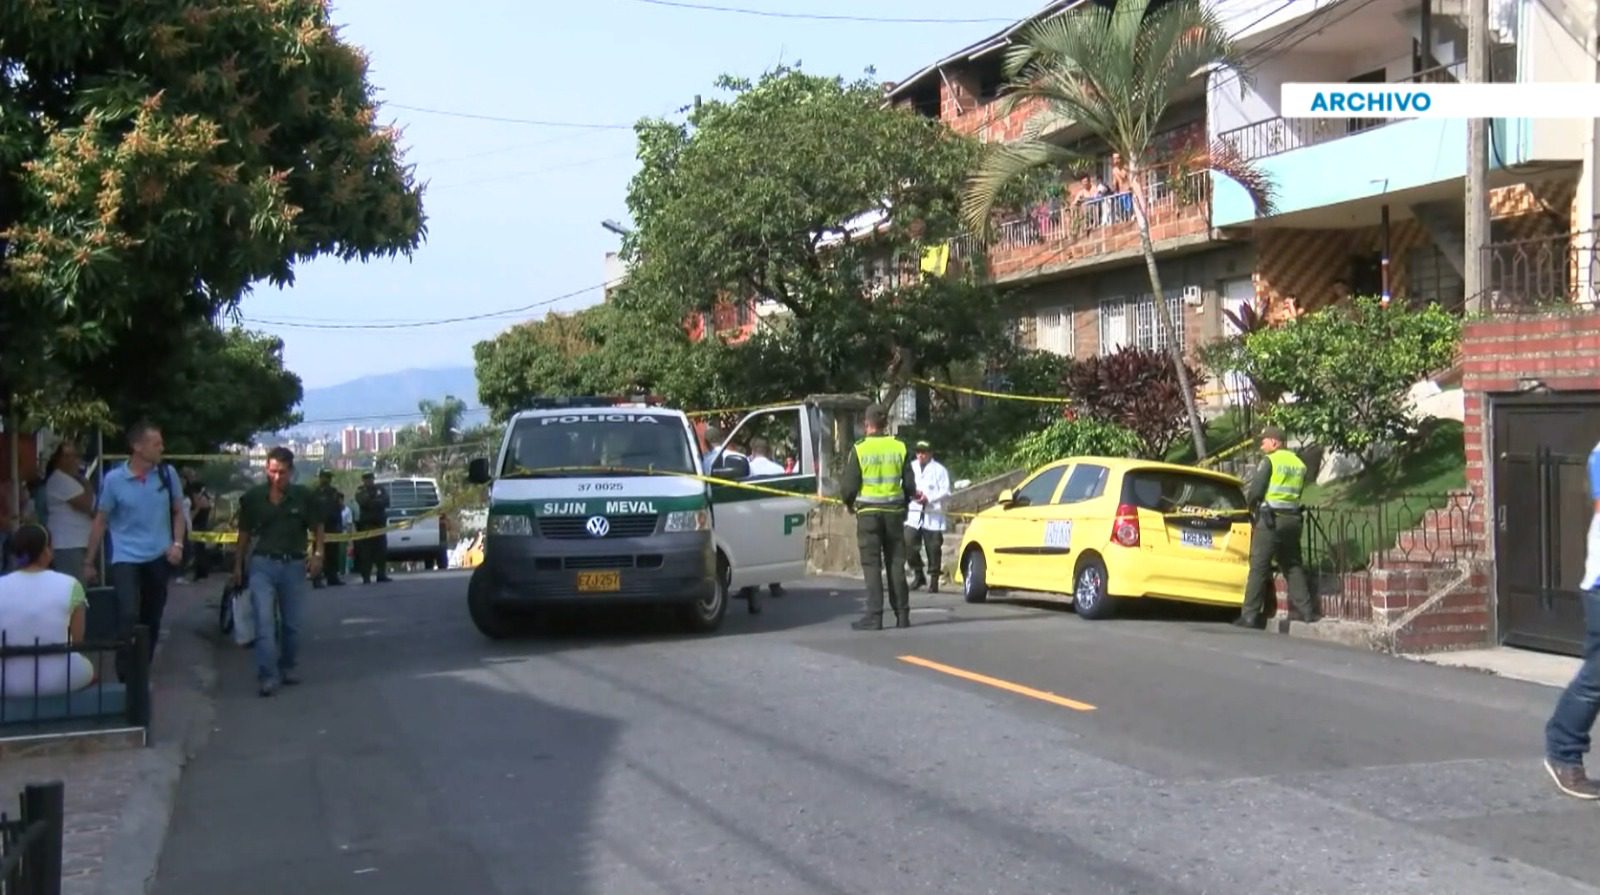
361, 471, 375, 479
1261, 425, 1286, 442
914, 440, 931, 451
319, 468, 333, 478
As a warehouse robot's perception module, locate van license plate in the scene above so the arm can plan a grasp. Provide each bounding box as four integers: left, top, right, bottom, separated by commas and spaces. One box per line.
1180, 530, 1213, 549
577, 571, 621, 592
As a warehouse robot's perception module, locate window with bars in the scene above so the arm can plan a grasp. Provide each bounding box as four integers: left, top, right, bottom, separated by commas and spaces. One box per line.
1035, 306, 1073, 356
1098, 291, 1185, 355
1408, 245, 1465, 313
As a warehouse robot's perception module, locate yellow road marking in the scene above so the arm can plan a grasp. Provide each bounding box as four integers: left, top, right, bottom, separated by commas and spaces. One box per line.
897, 655, 1097, 712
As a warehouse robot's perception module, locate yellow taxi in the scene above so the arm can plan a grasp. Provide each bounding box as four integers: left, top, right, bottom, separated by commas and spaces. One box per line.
952, 457, 1253, 619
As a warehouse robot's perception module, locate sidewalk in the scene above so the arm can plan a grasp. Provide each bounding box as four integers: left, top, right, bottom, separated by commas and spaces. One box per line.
1406, 646, 1582, 689
0, 580, 219, 895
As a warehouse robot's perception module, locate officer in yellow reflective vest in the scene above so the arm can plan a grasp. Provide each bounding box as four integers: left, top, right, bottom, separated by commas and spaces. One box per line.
1238, 426, 1319, 628
840, 404, 918, 630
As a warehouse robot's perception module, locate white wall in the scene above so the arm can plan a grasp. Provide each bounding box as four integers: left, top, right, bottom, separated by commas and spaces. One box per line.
1209, 0, 1343, 44
1523, 0, 1595, 161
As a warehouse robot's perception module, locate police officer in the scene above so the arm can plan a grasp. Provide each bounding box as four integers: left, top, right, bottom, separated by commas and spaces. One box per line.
1237, 425, 1318, 628
354, 472, 392, 584
841, 404, 917, 631
313, 470, 346, 588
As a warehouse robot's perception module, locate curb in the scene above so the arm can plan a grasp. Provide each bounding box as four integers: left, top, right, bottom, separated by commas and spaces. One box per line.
94, 586, 221, 895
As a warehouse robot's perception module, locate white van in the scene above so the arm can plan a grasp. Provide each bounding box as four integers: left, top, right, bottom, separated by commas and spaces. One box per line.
464, 396, 848, 639
378, 476, 449, 570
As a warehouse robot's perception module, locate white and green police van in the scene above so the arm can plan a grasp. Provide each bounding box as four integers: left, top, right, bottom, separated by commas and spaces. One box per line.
464, 396, 850, 639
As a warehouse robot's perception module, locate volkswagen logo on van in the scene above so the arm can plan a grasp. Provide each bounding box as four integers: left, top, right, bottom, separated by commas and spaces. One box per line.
585, 516, 611, 538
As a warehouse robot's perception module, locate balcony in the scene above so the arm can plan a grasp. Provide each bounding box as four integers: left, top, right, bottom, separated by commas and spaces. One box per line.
1480, 232, 1600, 314
951, 170, 1212, 283
1217, 60, 1479, 162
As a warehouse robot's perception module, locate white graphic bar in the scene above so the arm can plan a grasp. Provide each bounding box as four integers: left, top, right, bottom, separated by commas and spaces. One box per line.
1281, 83, 1600, 119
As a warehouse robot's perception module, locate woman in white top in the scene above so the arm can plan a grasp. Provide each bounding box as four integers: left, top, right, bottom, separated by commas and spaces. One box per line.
43, 441, 96, 582
0, 525, 96, 698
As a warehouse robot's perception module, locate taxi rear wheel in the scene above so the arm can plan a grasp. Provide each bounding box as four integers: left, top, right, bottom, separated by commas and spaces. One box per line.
962, 549, 989, 604
1072, 555, 1117, 620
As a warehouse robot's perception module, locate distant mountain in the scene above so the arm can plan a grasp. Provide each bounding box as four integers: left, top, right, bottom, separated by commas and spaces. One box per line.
284, 366, 488, 436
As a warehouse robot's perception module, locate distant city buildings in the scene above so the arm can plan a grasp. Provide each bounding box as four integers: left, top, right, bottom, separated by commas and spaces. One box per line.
340, 425, 398, 456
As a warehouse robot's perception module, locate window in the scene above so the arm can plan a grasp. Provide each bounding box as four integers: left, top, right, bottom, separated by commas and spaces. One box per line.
1057, 464, 1110, 504
380, 479, 440, 512
1121, 470, 1247, 514
720, 408, 804, 478
1409, 245, 1464, 313
1013, 465, 1068, 507
1099, 291, 1185, 355
502, 416, 695, 477
1036, 307, 1073, 356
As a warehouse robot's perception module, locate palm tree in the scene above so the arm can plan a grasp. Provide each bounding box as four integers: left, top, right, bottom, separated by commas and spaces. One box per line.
961, 0, 1275, 461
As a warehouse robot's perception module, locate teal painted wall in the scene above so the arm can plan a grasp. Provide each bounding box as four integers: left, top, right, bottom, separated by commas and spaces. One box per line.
1212, 118, 1523, 227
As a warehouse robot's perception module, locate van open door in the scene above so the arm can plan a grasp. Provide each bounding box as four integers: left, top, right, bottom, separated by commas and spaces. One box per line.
709, 404, 816, 589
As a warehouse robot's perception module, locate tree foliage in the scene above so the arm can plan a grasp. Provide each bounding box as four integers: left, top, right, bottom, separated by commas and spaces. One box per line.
1063, 346, 1207, 459
959, 0, 1275, 459
1011, 417, 1142, 470
617, 67, 1001, 407
0, 0, 425, 419
1240, 296, 1461, 466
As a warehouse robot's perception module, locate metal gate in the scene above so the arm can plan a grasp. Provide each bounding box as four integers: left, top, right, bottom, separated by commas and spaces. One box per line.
1493, 394, 1600, 655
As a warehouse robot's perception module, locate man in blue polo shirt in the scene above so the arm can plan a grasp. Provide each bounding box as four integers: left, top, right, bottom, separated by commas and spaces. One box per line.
1545, 436, 1600, 799
82, 422, 186, 679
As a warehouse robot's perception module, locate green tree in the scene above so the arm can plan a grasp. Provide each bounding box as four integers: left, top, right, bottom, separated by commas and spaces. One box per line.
959, 0, 1275, 460
1240, 297, 1461, 469
619, 67, 1001, 410
0, 0, 425, 421
115, 324, 303, 452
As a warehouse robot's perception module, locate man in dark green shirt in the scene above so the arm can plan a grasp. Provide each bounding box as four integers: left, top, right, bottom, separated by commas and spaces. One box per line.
233, 446, 325, 697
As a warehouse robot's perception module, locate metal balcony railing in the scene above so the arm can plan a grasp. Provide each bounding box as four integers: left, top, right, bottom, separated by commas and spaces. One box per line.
1478, 231, 1600, 313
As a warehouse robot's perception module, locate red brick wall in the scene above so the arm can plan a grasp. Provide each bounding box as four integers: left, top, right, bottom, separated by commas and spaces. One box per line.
1462, 313, 1600, 502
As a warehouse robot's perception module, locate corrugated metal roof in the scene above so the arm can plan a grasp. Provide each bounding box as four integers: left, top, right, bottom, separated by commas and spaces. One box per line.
883, 0, 1092, 101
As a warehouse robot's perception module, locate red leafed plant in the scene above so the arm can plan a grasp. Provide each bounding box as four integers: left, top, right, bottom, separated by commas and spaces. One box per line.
1062, 346, 1208, 459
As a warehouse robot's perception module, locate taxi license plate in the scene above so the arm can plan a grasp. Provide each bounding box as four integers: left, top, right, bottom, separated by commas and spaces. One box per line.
576, 571, 621, 592
1180, 529, 1214, 549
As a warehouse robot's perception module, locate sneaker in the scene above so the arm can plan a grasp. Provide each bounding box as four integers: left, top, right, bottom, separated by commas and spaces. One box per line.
1544, 759, 1600, 799
258, 680, 279, 698
850, 616, 883, 631
280, 671, 302, 687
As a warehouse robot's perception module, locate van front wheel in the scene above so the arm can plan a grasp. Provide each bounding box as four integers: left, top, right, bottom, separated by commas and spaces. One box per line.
679, 558, 729, 633
468, 566, 518, 640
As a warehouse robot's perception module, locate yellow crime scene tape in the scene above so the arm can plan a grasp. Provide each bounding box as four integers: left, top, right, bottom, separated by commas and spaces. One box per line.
911, 377, 1071, 404
187, 507, 447, 546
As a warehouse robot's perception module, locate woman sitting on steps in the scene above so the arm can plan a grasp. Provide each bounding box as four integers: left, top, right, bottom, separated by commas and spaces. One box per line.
0, 524, 97, 698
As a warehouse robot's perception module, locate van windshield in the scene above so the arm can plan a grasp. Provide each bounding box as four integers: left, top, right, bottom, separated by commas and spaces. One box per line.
501, 415, 694, 478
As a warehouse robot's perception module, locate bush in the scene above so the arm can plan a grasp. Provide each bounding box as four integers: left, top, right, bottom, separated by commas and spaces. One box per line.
1240, 296, 1460, 467
900, 347, 1072, 467
1010, 417, 1142, 470
1062, 346, 1207, 459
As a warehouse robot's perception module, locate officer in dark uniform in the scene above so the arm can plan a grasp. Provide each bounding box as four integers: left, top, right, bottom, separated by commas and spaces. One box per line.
354, 472, 392, 584
840, 404, 918, 631
1237, 426, 1319, 628
313, 469, 345, 588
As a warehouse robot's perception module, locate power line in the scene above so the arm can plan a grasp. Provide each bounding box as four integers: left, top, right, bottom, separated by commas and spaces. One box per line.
243, 283, 606, 331
427, 153, 638, 191
621, 0, 1020, 24
1209, 0, 1383, 97
294, 406, 490, 426
384, 102, 635, 129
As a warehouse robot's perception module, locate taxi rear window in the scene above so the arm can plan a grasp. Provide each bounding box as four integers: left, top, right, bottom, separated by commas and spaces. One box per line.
1122, 470, 1246, 514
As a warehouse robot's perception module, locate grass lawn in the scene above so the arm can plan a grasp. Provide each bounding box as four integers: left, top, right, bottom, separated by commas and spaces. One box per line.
1298, 419, 1468, 571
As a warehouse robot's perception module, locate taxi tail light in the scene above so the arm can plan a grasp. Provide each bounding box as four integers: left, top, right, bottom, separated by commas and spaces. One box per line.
1111, 504, 1141, 547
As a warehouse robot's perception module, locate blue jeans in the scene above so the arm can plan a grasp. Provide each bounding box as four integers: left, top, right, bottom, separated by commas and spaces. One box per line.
248, 556, 306, 683
1546, 588, 1600, 766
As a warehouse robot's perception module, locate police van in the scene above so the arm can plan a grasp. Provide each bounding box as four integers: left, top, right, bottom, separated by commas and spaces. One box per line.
464, 396, 845, 639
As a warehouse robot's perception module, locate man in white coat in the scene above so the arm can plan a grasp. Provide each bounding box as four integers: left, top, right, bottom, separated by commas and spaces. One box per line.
904, 440, 951, 593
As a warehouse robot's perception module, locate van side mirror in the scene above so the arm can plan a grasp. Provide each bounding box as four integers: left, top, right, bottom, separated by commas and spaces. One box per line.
712, 455, 750, 480
467, 458, 491, 485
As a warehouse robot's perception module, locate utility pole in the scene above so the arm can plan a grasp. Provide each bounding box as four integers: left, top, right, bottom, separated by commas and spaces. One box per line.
1464, 0, 1491, 314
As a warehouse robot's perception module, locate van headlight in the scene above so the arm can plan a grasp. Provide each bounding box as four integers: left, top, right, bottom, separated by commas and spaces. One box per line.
663, 510, 711, 533
488, 514, 532, 536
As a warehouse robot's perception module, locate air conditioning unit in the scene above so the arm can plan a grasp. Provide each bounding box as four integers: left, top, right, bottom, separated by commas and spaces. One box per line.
1182, 285, 1203, 306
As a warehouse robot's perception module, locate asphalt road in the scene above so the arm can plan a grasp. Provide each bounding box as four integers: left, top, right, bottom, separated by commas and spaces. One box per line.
153, 572, 1600, 895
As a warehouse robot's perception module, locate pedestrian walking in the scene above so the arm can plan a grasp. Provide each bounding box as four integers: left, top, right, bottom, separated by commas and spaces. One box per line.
841, 404, 917, 631
313, 469, 346, 588
905, 440, 951, 593
353, 472, 392, 584
1543, 436, 1600, 799
233, 446, 326, 697
182, 467, 215, 582
1236, 426, 1318, 629
81, 422, 187, 679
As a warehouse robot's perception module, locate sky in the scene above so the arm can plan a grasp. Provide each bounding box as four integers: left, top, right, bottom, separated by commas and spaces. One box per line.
236, 0, 1048, 390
